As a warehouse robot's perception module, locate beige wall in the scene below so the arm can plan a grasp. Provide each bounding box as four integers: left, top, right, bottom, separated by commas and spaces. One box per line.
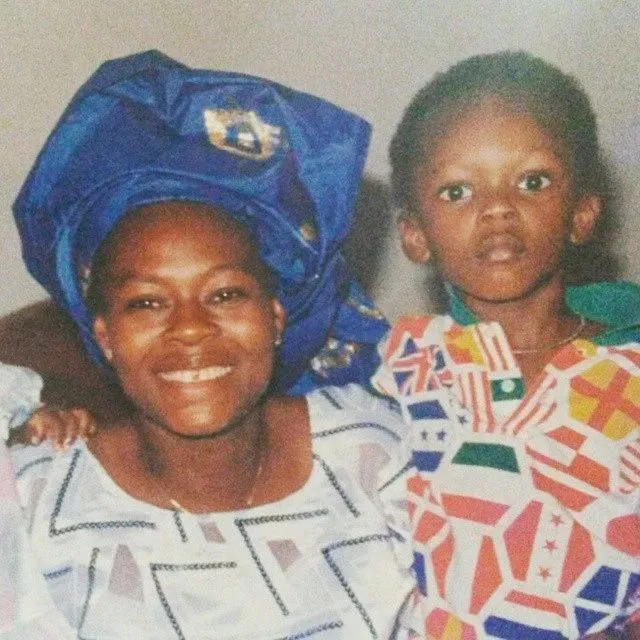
2, 0, 638, 318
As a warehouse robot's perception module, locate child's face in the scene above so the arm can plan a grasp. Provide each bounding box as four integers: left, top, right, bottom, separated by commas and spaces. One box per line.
400, 99, 600, 306
93, 202, 286, 437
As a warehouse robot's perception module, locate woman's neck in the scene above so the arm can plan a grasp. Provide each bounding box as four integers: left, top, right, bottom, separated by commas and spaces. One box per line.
90, 394, 313, 513
134, 408, 266, 495
92, 402, 269, 513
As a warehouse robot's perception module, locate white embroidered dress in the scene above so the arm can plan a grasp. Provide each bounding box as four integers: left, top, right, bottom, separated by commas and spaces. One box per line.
9, 384, 412, 639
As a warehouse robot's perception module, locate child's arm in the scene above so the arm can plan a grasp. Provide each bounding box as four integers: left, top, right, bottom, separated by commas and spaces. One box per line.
1, 362, 96, 449
7, 406, 97, 449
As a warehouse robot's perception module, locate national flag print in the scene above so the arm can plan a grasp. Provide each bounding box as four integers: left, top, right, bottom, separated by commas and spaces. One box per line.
381, 316, 433, 362
391, 339, 453, 395
425, 608, 476, 639
443, 326, 486, 366
475, 323, 518, 373
619, 435, 640, 494
490, 377, 525, 402
456, 371, 496, 432
569, 360, 640, 441
503, 375, 558, 436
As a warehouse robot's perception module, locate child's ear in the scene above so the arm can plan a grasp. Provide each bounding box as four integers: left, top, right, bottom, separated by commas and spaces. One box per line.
569, 194, 602, 245
93, 316, 113, 362
399, 215, 431, 264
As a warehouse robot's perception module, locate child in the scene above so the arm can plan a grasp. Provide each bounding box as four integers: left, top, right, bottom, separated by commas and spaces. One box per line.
374, 51, 640, 639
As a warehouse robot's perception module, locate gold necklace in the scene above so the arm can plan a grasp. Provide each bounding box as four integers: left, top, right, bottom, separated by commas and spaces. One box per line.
169, 431, 267, 513
511, 315, 586, 355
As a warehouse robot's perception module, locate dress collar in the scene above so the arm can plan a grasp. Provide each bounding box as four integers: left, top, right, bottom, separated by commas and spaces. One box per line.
446, 281, 640, 346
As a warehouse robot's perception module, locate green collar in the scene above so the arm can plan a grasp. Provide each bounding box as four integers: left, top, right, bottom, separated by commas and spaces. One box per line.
446, 281, 640, 346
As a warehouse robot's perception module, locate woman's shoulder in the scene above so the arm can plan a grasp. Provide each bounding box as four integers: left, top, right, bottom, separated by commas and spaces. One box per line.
10, 440, 57, 475
305, 383, 406, 442
9, 441, 61, 507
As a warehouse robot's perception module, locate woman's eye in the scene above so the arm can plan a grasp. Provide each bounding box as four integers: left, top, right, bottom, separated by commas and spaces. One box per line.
518, 172, 551, 192
437, 184, 472, 202
209, 288, 248, 304
124, 298, 165, 311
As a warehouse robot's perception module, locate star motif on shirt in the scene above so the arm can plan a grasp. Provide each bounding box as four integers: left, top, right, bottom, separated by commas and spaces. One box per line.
421, 430, 428, 441
436, 429, 447, 441
538, 566, 552, 581
543, 539, 558, 552
458, 414, 468, 425
550, 514, 564, 527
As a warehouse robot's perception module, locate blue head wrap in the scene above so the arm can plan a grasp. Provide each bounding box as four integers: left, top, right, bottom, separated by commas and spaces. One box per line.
13, 50, 388, 394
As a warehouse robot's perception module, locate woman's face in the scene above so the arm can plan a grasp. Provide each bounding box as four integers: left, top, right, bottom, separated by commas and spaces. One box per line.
93, 202, 285, 437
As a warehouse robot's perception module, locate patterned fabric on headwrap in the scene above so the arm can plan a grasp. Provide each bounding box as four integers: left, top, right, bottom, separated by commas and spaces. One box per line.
13, 50, 388, 394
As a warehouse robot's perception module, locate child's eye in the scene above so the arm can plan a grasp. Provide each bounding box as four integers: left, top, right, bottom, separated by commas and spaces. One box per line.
124, 297, 166, 311
518, 172, 551, 192
437, 184, 472, 203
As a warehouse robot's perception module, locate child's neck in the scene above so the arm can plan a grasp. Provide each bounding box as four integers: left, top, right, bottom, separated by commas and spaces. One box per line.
460, 279, 585, 387
466, 281, 570, 349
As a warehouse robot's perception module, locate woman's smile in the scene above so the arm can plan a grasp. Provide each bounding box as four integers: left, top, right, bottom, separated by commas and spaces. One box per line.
157, 365, 233, 384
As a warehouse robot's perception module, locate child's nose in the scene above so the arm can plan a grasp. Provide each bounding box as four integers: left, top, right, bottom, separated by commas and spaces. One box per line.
479, 187, 517, 223
167, 301, 218, 344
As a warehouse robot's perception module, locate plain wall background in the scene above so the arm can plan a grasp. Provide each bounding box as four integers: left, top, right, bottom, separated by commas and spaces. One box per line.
1, 0, 638, 319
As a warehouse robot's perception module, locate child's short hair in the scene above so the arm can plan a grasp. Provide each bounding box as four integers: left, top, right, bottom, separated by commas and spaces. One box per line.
390, 51, 604, 212
390, 50, 619, 282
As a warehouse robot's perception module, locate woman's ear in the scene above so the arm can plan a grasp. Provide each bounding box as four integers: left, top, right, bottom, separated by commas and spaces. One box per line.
570, 194, 602, 245
93, 316, 113, 362
399, 215, 431, 264
271, 299, 287, 347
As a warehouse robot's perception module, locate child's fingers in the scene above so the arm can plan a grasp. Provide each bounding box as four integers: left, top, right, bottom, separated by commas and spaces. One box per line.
24, 409, 51, 444
26, 409, 66, 449
49, 409, 71, 451
68, 408, 98, 442
23, 407, 97, 450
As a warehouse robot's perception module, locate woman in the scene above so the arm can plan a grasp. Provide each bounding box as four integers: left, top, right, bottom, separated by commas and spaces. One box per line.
5, 51, 412, 638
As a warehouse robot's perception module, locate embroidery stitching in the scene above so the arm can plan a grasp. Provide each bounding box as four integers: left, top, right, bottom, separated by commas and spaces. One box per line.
235, 510, 329, 615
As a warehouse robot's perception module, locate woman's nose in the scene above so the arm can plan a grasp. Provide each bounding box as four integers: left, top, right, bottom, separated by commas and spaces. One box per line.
167, 301, 217, 343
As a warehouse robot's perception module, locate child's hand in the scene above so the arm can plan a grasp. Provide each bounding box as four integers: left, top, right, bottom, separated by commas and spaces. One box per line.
16, 407, 97, 450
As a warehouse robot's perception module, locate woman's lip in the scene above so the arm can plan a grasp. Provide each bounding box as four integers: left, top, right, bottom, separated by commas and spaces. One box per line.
157, 365, 232, 384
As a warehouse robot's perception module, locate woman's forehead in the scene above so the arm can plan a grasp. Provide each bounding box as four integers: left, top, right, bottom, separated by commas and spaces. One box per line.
103, 202, 263, 273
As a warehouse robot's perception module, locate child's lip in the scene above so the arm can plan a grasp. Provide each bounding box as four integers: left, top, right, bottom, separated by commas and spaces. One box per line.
474, 234, 525, 263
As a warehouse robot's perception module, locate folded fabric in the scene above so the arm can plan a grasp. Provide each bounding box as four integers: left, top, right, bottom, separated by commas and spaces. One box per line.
14, 50, 388, 393
0, 364, 42, 442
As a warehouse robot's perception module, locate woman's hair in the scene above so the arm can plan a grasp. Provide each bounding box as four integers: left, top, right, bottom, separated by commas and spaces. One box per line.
390, 50, 620, 282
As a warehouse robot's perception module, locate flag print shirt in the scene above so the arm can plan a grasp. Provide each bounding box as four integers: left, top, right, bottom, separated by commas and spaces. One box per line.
373, 287, 640, 640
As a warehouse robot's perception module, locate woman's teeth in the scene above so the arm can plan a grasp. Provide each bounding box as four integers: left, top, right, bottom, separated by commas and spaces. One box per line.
158, 366, 232, 383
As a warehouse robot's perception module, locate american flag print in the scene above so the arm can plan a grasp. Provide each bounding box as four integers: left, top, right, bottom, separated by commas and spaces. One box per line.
373, 315, 640, 639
